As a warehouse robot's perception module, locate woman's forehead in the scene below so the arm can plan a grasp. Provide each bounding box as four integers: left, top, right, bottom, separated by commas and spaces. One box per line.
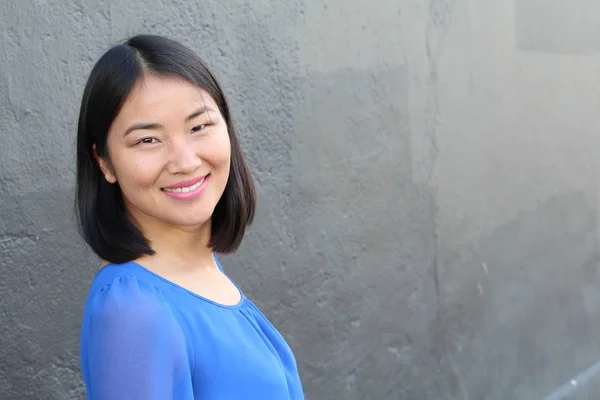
116, 74, 218, 121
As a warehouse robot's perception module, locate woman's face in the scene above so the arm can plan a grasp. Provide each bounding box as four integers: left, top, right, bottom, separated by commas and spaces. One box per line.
96, 73, 231, 233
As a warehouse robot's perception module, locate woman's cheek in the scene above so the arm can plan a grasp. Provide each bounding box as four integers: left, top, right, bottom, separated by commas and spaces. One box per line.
214, 132, 231, 162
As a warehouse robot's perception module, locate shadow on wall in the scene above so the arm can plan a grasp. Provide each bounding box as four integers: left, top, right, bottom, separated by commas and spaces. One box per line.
285, 65, 457, 399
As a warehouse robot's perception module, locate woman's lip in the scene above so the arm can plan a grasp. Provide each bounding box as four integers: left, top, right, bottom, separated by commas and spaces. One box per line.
163, 174, 208, 190
162, 174, 209, 200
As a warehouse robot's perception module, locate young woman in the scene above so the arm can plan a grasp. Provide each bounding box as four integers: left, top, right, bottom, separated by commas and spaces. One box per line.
76, 34, 304, 399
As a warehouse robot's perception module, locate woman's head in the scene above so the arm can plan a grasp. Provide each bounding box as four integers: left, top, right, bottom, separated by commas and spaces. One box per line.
76, 34, 255, 264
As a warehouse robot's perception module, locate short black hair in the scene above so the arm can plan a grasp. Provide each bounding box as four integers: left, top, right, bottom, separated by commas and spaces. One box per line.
75, 34, 256, 264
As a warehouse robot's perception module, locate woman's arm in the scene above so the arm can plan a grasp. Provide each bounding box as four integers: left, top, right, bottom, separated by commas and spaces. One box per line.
83, 276, 193, 400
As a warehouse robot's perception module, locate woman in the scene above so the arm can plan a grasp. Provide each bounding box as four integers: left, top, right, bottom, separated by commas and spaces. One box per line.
76, 34, 304, 399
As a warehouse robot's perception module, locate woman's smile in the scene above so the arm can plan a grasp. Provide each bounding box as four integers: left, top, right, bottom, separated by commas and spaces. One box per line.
161, 173, 210, 200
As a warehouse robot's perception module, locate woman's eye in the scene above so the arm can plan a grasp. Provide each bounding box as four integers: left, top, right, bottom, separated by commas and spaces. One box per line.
191, 124, 206, 133
139, 137, 158, 144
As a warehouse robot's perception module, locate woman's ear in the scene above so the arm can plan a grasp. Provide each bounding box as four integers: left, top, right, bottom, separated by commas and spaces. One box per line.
92, 144, 117, 184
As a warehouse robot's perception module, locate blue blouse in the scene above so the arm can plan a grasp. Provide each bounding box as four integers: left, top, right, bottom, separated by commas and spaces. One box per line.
80, 256, 304, 399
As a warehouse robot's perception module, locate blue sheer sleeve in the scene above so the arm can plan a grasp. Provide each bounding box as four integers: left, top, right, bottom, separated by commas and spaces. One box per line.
82, 275, 193, 400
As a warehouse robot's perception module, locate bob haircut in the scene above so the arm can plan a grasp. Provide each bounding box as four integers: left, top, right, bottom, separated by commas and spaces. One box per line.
75, 34, 256, 264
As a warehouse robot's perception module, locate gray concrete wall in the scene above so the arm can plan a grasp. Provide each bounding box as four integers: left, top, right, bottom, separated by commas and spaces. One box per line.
2, 1, 600, 399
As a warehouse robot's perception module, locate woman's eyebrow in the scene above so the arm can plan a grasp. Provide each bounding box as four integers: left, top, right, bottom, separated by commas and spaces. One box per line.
185, 106, 215, 122
123, 106, 216, 136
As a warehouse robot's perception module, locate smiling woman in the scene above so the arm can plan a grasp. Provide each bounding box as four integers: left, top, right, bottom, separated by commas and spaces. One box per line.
75, 35, 304, 400
93, 74, 232, 245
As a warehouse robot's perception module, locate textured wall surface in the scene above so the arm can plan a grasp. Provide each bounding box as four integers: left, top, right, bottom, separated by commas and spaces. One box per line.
2, 1, 600, 399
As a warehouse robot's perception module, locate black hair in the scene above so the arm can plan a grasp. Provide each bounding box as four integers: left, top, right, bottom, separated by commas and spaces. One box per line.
75, 34, 256, 264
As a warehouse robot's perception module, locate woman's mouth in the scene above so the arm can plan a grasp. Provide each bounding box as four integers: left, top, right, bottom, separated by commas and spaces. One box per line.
161, 174, 210, 200
162, 176, 206, 193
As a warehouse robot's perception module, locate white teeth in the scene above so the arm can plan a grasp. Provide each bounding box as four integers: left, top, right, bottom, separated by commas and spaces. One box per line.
164, 177, 205, 193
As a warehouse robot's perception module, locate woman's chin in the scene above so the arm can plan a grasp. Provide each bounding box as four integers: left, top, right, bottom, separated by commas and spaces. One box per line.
167, 212, 213, 229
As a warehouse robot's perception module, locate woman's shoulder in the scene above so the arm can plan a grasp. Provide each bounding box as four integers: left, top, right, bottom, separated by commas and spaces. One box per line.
91, 261, 151, 290
80, 263, 192, 367
83, 262, 178, 329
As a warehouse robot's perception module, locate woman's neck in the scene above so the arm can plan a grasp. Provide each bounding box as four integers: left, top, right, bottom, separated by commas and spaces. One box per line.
130, 212, 217, 271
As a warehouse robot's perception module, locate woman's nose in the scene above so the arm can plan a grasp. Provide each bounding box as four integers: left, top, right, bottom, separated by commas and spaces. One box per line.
167, 139, 203, 175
